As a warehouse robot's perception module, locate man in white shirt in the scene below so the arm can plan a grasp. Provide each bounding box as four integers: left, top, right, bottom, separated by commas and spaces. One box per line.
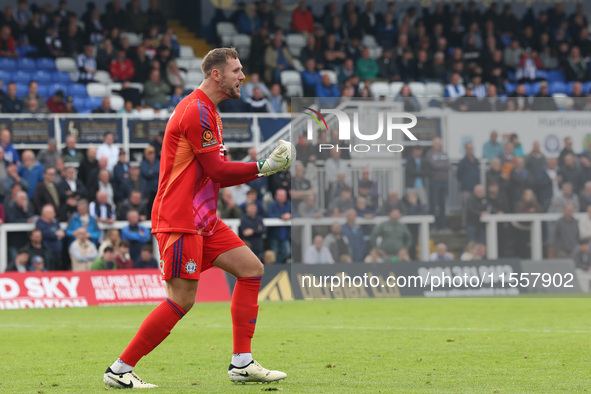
303, 234, 335, 264
96, 132, 119, 173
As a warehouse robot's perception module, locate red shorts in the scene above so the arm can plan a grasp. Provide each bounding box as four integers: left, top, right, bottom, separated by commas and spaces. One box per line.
155, 221, 245, 280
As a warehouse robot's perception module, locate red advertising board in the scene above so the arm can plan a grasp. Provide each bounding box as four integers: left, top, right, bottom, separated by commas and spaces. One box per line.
0, 268, 231, 309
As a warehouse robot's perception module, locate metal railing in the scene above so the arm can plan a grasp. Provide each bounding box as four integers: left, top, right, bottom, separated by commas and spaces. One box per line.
0, 215, 435, 272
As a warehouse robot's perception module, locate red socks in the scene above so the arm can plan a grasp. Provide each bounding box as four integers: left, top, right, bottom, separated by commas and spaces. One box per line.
120, 298, 186, 367
231, 276, 262, 353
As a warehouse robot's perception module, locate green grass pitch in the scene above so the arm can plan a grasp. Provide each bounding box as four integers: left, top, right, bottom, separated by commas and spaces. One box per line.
1, 298, 590, 393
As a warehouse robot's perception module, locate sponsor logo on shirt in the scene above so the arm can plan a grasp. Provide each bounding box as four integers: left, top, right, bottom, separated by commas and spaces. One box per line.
201, 129, 218, 148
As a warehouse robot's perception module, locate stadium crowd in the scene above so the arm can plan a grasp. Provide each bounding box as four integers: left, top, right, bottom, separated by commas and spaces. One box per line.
1, 1, 591, 273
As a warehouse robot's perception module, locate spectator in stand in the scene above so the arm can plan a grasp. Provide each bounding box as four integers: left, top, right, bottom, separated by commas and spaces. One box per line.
239, 201, 266, 259
76, 44, 97, 84
75, 147, 96, 189
26, 10, 45, 51
356, 47, 379, 80
66, 199, 101, 246
364, 247, 384, 263
329, 186, 355, 217
118, 190, 148, 221
404, 146, 427, 204
394, 84, 421, 112
36, 139, 59, 169
457, 141, 480, 226
303, 234, 335, 264
110, 48, 135, 82
376, 49, 400, 81
0, 129, 19, 164
132, 44, 151, 83
563, 46, 588, 82
355, 196, 375, 219
0, 147, 6, 199
244, 87, 270, 113
32, 166, 60, 214
3, 163, 28, 198
341, 209, 367, 262
525, 141, 546, 176
134, 244, 158, 269
426, 137, 450, 230
402, 190, 426, 260
92, 97, 116, 114
35, 204, 65, 270
121, 209, 151, 262
144, 69, 170, 109
512, 189, 544, 258
264, 29, 294, 84
219, 189, 242, 219
499, 141, 517, 180
558, 137, 575, 168
509, 157, 533, 211
579, 204, 591, 239
46, 90, 67, 113
370, 208, 412, 258
2, 83, 23, 114
120, 162, 141, 201
268, 83, 287, 113
89, 190, 116, 226
140, 145, 159, 210
553, 203, 579, 258
96, 132, 119, 173
465, 184, 488, 244
98, 228, 121, 256
91, 246, 117, 270
23, 82, 49, 114
316, 73, 340, 106
69, 226, 99, 271
267, 188, 291, 263
126, 0, 148, 34
238, 3, 261, 35
291, 1, 314, 33
559, 154, 581, 191
115, 241, 134, 269
243, 73, 271, 99
572, 238, 591, 292
550, 182, 580, 214
18, 150, 44, 200
324, 221, 352, 263
444, 72, 466, 99
297, 192, 322, 218
62, 17, 85, 57
429, 243, 454, 262
22, 228, 54, 271
6, 249, 30, 273
301, 58, 321, 96
86, 156, 109, 201
0, 25, 17, 58
516, 48, 543, 82
96, 38, 116, 71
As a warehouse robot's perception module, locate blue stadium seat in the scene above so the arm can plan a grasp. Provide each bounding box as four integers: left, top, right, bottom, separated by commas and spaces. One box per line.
46, 83, 69, 97
15, 83, 28, 98
72, 96, 86, 111
52, 71, 72, 83
36, 58, 56, 71
565, 81, 575, 95
37, 84, 50, 98
17, 57, 36, 71
31, 70, 52, 84
549, 81, 567, 94
17, 46, 38, 58
0, 58, 17, 71
12, 71, 32, 84
67, 83, 88, 98
548, 70, 566, 83
77, 108, 92, 114
506, 70, 516, 82
0, 70, 10, 82
84, 97, 103, 110
536, 70, 548, 81
504, 82, 517, 94
583, 81, 591, 95
525, 82, 540, 96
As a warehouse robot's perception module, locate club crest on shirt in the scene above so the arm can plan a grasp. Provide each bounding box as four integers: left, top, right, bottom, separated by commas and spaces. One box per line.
201, 129, 218, 148
185, 259, 197, 274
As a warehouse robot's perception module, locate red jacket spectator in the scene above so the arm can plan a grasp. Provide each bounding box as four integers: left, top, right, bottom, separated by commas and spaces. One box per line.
46, 92, 67, 113
0, 25, 17, 58
291, 3, 314, 33
110, 49, 135, 82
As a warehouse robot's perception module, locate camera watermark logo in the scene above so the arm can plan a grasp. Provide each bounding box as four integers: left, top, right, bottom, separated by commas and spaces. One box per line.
303, 108, 418, 153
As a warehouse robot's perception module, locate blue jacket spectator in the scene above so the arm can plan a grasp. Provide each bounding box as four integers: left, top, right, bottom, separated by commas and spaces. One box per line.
121, 209, 151, 262
237, 4, 261, 35
1, 129, 20, 164
316, 74, 340, 107
239, 202, 266, 259
133, 245, 159, 269
301, 59, 322, 96
341, 209, 368, 262
482, 131, 504, 159
18, 150, 45, 199
66, 201, 101, 246
266, 189, 292, 263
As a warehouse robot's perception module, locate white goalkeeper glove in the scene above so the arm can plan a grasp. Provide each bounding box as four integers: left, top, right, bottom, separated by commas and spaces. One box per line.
257, 139, 296, 176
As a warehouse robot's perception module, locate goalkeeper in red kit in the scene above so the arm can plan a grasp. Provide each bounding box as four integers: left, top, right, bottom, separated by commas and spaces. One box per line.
104, 48, 294, 388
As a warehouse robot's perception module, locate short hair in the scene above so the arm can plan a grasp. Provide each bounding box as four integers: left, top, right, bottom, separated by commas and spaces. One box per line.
141, 245, 153, 253
201, 47, 240, 78
119, 240, 130, 248
103, 246, 114, 253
